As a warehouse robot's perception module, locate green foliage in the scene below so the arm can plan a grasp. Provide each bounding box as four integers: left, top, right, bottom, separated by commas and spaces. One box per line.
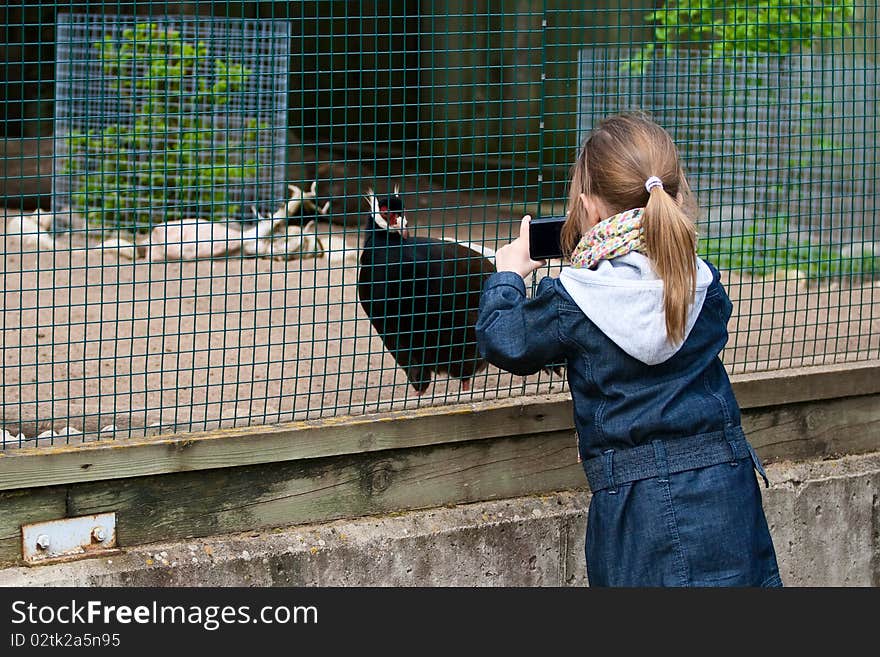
622, 3, 864, 280
61, 22, 269, 233
624, 1, 855, 74
698, 216, 877, 282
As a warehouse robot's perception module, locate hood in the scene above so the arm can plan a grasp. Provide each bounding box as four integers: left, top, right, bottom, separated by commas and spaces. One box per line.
558, 252, 714, 365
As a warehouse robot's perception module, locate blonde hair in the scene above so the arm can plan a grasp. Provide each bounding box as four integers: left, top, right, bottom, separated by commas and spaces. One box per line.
561, 112, 699, 343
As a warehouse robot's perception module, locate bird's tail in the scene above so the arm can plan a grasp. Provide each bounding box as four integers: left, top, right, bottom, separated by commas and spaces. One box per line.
440, 237, 496, 265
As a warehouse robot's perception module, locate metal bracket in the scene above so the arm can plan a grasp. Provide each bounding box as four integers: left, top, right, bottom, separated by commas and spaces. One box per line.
21, 513, 121, 566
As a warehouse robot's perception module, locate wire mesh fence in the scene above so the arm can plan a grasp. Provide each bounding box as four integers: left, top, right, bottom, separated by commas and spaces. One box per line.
53, 14, 290, 231
578, 48, 878, 238
1, 1, 878, 450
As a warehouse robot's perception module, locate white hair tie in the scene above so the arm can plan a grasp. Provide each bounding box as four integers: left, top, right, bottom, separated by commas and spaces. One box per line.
645, 176, 664, 193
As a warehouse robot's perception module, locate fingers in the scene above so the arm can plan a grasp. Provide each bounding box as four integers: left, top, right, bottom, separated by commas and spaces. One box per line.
520, 214, 532, 240
494, 214, 545, 277
520, 215, 546, 268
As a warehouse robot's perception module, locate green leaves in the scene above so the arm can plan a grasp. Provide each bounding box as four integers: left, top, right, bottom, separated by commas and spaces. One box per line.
699, 216, 877, 282
621, 3, 860, 266
625, 1, 855, 69
70, 22, 266, 234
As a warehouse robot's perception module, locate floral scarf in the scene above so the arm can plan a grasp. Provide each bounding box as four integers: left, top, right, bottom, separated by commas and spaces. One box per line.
569, 207, 645, 269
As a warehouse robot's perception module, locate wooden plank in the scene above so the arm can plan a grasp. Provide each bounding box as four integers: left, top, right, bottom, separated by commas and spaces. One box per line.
1, 388, 878, 566
0, 486, 67, 566
2, 361, 879, 492
0, 394, 574, 492
742, 394, 880, 465
731, 361, 880, 408
63, 430, 584, 557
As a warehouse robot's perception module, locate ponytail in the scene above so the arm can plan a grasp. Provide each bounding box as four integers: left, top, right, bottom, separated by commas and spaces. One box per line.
567, 112, 700, 344
641, 181, 697, 343
561, 151, 589, 258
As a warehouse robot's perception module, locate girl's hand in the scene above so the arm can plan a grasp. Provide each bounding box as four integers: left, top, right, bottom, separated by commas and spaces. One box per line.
494, 215, 546, 278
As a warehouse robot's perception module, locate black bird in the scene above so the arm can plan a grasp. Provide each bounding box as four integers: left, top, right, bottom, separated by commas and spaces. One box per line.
357, 188, 496, 395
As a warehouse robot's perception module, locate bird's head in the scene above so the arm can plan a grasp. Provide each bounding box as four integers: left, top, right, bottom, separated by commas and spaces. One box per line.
365, 186, 408, 239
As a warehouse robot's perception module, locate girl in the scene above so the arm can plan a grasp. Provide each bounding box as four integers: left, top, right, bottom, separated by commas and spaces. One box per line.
476, 112, 782, 587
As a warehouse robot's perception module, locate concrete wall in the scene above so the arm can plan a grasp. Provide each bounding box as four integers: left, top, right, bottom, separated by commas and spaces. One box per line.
2, 450, 878, 587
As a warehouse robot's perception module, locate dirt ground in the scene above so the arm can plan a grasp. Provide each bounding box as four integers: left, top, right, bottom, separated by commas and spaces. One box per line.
2, 201, 878, 445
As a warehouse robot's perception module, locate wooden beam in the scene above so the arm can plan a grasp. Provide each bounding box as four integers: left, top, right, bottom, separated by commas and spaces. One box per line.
1, 390, 876, 566
0, 486, 67, 565
0, 367, 878, 566
0, 431, 584, 567
743, 394, 880, 464
1, 362, 878, 492
730, 360, 880, 409
0, 394, 574, 492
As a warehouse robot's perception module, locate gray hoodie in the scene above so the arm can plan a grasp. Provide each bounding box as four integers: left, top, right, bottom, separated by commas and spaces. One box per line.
558, 252, 714, 366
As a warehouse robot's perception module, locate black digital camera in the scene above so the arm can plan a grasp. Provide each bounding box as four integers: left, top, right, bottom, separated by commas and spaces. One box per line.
528, 216, 566, 261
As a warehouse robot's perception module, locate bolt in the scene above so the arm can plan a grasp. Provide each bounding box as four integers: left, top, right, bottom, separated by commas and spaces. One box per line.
92, 526, 106, 543
35, 534, 50, 551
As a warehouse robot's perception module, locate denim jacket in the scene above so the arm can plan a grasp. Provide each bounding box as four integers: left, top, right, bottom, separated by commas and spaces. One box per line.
476, 257, 743, 462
